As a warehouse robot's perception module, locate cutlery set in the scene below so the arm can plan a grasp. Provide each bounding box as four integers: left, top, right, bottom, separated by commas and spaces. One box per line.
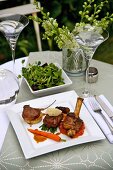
95, 96, 113, 120
89, 96, 113, 134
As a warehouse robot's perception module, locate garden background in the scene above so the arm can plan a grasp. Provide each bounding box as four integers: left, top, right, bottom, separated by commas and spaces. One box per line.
0, 0, 113, 65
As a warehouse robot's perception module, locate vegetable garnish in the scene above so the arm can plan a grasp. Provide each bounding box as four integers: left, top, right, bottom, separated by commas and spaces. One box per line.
39, 124, 57, 134
22, 62, 65, 91
28, 129, 66, 142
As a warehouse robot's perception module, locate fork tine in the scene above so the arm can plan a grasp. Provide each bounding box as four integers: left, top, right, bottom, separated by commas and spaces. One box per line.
89, 97, 101, 112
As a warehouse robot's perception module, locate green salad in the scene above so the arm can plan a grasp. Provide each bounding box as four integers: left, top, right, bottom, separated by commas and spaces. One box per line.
22, 62, 65, 91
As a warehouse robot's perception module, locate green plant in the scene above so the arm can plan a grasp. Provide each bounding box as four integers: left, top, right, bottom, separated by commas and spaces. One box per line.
73, 0, 113, 34
17, 40, 30, 56
30, 0, 113, 50
29, 1, 79, 49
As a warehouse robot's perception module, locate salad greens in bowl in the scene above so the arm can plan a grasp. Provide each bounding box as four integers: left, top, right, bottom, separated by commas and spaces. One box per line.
22, 62, 72, 96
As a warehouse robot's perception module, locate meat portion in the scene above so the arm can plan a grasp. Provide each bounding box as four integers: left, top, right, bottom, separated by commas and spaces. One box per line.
62, 113, 83, 137
56, 106, 70, 114
22, 105, 42, 125
43, 114, 63, 128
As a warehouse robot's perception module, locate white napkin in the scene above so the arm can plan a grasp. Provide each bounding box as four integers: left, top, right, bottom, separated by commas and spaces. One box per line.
0, 99, 18, 153
84, 95, 113, 143
0, 57, 28, 152
0, 107, 9, 152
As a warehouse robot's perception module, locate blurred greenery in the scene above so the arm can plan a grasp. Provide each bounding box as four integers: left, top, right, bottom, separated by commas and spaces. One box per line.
0, 0, 113, 65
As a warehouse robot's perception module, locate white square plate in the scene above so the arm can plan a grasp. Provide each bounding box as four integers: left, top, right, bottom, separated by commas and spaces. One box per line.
24, 63, 72, 96
7, 90, 105, 159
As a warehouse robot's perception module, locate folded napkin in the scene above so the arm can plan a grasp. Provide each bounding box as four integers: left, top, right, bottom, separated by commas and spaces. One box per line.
84, 95, 113, 144
0, 107, 9, 152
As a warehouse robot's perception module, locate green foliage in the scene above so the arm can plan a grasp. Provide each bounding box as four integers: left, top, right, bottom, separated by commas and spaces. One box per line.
94, 37, 113, 64
73, 0, 113, 34
0, 33, 11, 64
30, 0, 113, 51
37, 0, 81, 31
29, 2, 79, 49
17, 40, 30, 56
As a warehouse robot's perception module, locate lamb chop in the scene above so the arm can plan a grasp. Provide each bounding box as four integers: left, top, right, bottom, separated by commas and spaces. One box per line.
22, 105, 43, 125
22, 100, 56, 125
43, 107, 63, 128
43, 113, 63, 128
60, 97, 85, 138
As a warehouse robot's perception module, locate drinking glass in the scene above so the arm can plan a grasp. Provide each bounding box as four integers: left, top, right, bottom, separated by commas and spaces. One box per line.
0, 13, 29, 72
75, 28, 109, 97
0, 14, 29, 106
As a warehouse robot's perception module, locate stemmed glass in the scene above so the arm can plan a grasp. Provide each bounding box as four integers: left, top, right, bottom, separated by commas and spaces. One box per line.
75, 27, 109, 97
0, 14, 29, 106
0, 13, 29, 72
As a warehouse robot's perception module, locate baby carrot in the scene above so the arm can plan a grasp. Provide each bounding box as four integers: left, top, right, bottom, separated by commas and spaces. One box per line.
28, 128, 66, 142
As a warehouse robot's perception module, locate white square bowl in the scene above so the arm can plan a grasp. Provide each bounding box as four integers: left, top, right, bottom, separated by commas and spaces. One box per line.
24, 63, 72, 96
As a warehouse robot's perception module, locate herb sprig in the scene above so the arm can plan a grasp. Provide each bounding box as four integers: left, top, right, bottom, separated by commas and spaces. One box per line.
22, 62, 65, 91
40, 124, 57, 134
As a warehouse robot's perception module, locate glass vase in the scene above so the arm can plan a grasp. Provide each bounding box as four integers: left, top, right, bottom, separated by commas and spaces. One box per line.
62, 48, 87, 76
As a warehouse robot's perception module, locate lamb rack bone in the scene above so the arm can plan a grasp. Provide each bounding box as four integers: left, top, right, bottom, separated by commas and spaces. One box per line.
74, 97, 84, 118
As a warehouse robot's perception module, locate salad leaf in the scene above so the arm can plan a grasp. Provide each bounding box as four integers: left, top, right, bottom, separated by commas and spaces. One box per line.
22, 62, 65, 91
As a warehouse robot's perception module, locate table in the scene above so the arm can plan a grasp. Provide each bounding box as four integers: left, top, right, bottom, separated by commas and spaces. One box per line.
0, 51, 113, 170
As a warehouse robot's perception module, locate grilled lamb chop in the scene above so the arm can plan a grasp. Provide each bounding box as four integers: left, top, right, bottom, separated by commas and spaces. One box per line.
22, 105, 43, 125
62, 113, 83, 137
22, 101, 56, 125
60, 97, 84, 138
43, 113, 63, 128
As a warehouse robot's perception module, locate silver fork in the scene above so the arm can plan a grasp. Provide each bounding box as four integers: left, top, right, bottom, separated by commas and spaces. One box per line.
89, 97, 113, 133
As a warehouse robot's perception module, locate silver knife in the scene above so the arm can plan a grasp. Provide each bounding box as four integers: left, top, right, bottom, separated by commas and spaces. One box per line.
95, 96, 113, 120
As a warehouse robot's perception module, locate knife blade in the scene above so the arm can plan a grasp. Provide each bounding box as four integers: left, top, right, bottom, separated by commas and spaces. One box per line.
95, 96, 113, 120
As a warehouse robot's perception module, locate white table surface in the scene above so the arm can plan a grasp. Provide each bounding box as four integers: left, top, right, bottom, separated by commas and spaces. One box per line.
0, 51, 113, 170
0, 56, 28, 74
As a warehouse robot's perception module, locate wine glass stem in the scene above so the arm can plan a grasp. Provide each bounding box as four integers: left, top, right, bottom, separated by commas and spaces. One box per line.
9, 40, 17, 74
86, 62, 89, 88
83, 59, 91, 97
12, 48, 15, 73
